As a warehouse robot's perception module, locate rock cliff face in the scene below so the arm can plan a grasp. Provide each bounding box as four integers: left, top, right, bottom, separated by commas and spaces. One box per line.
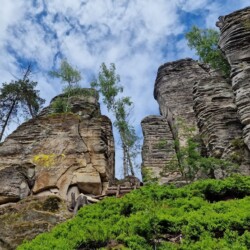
193, 68, 243, 159
0, 89, 114, 204
142, 52, 250, 183
141, 115, 180, 183
0, 89, 115, 249
0, 196, 71, 250
217, 7, 250, 152
154, 59, 206, 145
193, 67, 250, 175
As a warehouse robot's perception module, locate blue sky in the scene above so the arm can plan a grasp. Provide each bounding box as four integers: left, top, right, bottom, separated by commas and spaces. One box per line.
0, 0, 249, 178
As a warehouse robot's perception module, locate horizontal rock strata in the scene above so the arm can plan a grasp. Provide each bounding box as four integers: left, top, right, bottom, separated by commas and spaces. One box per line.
145, 57, 250, 182
193, 68, 243, 159
0, 89, 115, 204
217, 7, 250, 151
141, 115, 180, 184
154, 58, 208, 145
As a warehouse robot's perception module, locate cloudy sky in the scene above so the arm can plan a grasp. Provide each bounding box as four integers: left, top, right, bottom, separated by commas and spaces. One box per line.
0, 0, 249, 177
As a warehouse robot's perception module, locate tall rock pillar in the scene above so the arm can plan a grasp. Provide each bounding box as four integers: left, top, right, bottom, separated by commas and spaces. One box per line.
154, 58, 207, 145
217, 7, 250, 150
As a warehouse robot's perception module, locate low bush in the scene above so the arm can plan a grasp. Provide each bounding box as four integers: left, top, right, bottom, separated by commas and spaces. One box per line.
18, 175, 250, 250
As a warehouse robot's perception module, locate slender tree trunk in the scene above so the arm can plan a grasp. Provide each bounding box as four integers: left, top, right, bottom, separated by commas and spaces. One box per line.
26, 101, 35, 118
127, 149, 135, 176
0, 99, 16, 142
122, 142, 128, 177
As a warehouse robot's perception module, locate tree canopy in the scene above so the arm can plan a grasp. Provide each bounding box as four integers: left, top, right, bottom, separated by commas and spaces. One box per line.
185, 26, 230, 77
49, 59, 82, 88
91, 63, 139, 177
0, 65, 45, 141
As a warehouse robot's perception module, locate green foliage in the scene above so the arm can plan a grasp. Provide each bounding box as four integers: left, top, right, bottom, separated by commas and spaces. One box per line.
0, 67, 45, 141
185, 26, 230, 77
18, 175, 250, 250
91, 63, 122, 111
51, 97, 69, 113
163, 120, 238, 181
141, 167, 159, 184
165, 137, 237, 181
48, 59, 86, 115
49, 59, 82, 87
63, 86, 97, 98
156, 139, 168, 149
92, 63, 139, 177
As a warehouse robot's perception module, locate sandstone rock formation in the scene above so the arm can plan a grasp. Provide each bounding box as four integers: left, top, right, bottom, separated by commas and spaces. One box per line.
0, 89, 115, 205
142, 55, 250, 183
0, 196, 71, 250
217, 7, 250, 153
154, 58, 207, 145
0, 89, 115, 248
193, 68, 243, 159
141, 115, 180, 183
193, 67, 250, 175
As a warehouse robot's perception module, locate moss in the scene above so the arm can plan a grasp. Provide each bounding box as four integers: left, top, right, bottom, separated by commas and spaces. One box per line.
142, 167, 159, 183
156, 139, 168, 149
230, 138, 245, 164
231, 138, 245, 149
242, 19, 250, 30
0, 212, 22, 225
42, 196, 61, 212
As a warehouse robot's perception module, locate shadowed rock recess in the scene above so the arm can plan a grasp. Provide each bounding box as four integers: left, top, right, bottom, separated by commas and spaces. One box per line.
0, 89, 115, 249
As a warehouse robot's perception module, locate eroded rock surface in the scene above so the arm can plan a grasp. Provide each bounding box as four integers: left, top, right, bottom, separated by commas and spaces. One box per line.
0, 196, 72, 250
154, 58, 207, 144
0, 89, 115, 205
141, 115, 180, 183
217, 7, 250, 151
193, 69, 242, 158
143, 56, 250, 183
193, 67, 250, 174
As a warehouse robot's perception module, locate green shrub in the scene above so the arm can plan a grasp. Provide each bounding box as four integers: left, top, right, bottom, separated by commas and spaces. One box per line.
63, 86, 97, 98
18, 175, 250, 250
51, 97, 69, 113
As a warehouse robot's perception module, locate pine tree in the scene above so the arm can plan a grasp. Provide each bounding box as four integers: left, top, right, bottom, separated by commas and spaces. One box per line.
0, 65, 45, 141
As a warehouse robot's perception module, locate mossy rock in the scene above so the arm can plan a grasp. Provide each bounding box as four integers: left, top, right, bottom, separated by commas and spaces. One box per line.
42, 196, 61, 212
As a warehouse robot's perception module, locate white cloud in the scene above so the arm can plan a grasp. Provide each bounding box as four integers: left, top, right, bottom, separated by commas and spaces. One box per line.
177, 0, 207, 12
1, 0, 250, 178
